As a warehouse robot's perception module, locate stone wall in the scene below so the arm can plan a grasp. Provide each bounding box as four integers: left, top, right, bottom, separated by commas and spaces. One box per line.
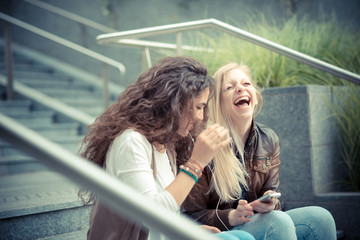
257, 85, 345, 199
257, 85, 360, 239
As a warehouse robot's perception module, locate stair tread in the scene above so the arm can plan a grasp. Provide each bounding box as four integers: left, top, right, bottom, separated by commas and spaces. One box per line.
0, 154, 36, 163
18, 78, 95, 89
12, 70, 70, 78
1, 110, 54, 118
2, 121, 79, 130
0, 62, 51, 72
0, 170, 82, 219
0, 99, 32, 107
38, 229, 87, 240
37, 88, 101, 96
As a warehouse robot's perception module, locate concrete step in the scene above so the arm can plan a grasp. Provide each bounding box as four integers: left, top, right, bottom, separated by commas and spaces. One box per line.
0, 114, 83, 173
0, 106, 31, 114
0, 171, 91, 240
1, 109, 55, 119
0, 47, 96, 239
35, 88, 102, 99
61, 97, 106, 107
38, 229, 87, 240
0, 154, 49, 175
0, 62, 53, 72
0, 117, 80, 133
76, 106, 105, 117
37, 128, 80, 138
0, 100, 33, 116
29, 122, 80, 133
11, 71, 72, 81
0, 135, 83, 156
7, 54, 35, 64
0, 134, 82, 150
17, 78, 96, 91
0, 99, 32, 108
1, 111, 55, 126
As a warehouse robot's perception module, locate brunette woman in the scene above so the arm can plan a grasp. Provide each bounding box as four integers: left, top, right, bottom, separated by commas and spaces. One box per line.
79, 57, 255, 240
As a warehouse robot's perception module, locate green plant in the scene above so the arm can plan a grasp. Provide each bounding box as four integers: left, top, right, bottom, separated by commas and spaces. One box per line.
329, 85, 360, 191
187, 13, 360, 87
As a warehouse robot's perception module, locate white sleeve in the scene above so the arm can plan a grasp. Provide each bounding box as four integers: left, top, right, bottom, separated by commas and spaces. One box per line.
106, 130, 178, 212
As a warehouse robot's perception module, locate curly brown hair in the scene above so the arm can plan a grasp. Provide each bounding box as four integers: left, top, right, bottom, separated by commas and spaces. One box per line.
79, 56, 214, 203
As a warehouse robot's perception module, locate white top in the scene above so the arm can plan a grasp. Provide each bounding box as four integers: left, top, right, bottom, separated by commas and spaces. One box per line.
105, 129, 178, 240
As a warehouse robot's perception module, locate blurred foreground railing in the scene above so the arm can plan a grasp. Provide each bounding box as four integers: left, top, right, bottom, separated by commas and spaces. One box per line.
0, 113, 219, 240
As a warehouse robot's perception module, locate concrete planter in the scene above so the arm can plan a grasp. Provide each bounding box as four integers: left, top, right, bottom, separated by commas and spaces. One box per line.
256, 85, 360, 239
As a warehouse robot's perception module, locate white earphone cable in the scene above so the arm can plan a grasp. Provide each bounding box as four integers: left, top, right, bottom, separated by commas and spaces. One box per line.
209, 166, 230, 231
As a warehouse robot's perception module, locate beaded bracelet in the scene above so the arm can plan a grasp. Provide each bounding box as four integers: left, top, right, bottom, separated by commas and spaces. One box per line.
179, 168, 198, 183
189, 159, 204, 171
184, 163, 202, 178
180, 164, 202, 179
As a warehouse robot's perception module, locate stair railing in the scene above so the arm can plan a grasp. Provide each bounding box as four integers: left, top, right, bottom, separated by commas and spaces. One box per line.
0, 112, 219, 240
23, 0, 116, 33
0, 75, 95, 125
13, 2, 360, 85
97, 18, 360, 85
21, 0, 213, 71
0, 12, 126, 108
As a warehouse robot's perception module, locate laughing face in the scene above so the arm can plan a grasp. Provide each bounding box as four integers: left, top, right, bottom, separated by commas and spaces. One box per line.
221, 68, 258, 123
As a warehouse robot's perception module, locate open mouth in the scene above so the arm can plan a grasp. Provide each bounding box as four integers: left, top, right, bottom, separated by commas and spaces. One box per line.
234, 96, 250, 106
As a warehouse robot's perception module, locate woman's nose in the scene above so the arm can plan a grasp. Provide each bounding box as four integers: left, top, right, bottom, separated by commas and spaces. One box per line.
236, 83, 245, 92
196, 111, 203, 121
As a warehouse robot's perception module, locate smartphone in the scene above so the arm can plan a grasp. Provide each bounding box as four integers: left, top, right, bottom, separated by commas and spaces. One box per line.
257, 192, 281, 203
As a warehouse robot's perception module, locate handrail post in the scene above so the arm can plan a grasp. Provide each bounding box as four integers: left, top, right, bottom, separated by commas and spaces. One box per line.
144, 47, 152, 69
176, 31, 183, 56
3, 20, 14, 100
102, 63, 110, 109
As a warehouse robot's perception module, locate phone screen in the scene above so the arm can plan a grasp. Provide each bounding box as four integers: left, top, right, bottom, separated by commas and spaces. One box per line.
258, 192, 281, 203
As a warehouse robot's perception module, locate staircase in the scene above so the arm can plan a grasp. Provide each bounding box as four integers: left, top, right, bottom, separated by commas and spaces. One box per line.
0, 45, 110, 239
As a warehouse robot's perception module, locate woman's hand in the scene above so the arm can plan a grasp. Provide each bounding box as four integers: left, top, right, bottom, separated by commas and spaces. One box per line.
228, 200, 254, 226
191, 124, 230, 168
200, 225, 221, 233
249, 191, 279, 213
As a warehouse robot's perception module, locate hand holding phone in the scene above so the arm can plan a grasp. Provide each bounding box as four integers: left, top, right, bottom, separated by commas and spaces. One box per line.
257, 192, 281, 203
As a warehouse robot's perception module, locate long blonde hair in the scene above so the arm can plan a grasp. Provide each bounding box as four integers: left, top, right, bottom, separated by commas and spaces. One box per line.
208, 63, 263, 201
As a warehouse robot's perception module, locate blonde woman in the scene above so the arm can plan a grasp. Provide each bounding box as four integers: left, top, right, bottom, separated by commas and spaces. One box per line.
181, 63, 337, 240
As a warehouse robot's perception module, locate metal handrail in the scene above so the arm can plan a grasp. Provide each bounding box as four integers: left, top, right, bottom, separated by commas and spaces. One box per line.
23, 0, 116, 33
20, 1, 213, 69
0, 12, 126, 108
0, 13, 125, 75
0, 113, 219, 240
0, 75, 95, 125
97, 18, 360, 85
22, 0, 212, 53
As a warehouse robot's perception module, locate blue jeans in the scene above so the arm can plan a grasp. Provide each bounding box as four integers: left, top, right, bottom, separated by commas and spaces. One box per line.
231, 206, 336, 240
217, 230, 255, 240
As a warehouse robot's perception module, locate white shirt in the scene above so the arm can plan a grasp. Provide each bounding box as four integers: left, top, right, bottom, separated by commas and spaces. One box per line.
105, 129, 178, 240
